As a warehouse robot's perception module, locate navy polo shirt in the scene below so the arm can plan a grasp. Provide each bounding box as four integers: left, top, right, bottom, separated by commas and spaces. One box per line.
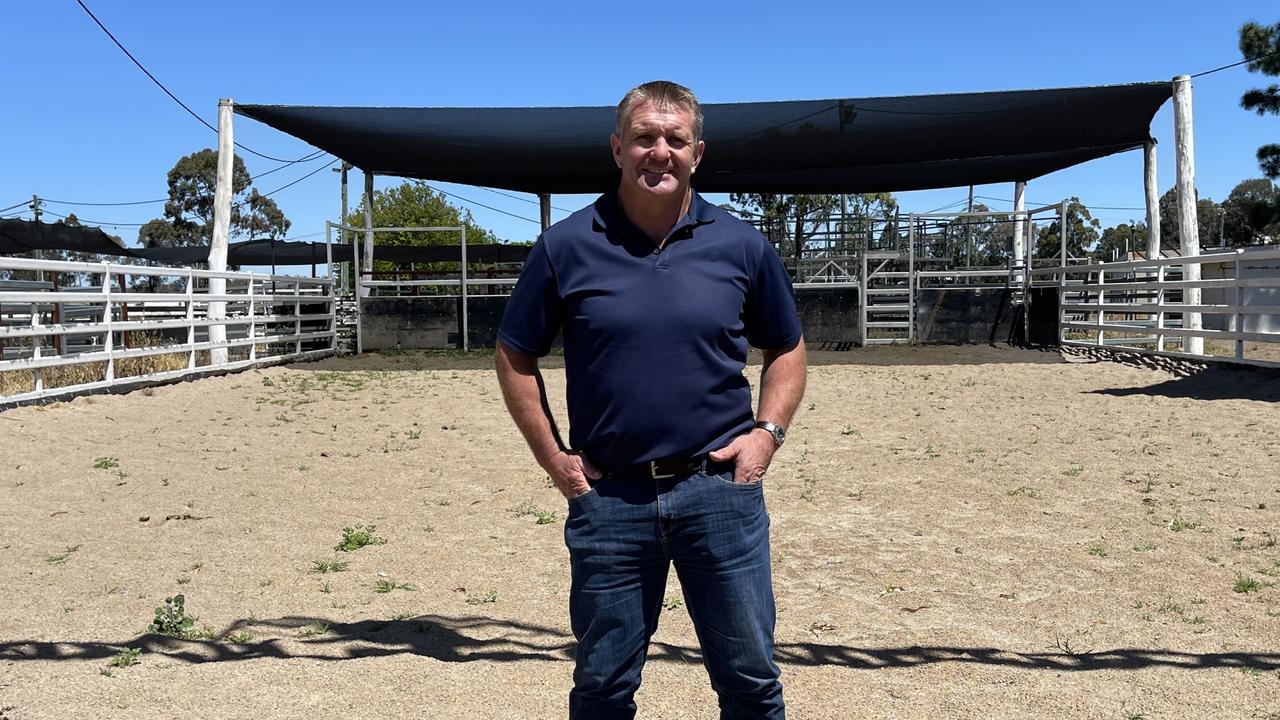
497, 190, 802, 469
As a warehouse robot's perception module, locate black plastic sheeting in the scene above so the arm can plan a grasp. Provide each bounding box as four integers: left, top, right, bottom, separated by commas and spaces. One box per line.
1, 219, 530, 267
236, 82, 1172, 194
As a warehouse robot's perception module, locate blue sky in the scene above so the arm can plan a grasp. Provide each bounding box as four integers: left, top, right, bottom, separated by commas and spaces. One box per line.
3, 0, 1278, 254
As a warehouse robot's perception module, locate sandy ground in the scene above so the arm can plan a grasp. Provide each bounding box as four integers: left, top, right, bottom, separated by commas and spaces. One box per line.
1, 344, 1278, 720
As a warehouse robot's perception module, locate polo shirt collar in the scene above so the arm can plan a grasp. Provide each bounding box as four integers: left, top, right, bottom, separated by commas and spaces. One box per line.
592, 189, 717, 234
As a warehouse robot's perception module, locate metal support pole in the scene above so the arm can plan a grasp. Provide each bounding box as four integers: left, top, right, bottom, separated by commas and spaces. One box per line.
1011, 181, 1026, 284
362, 172, 375, 299
208, 98, 234, 366
539, 194, 552, 232
1173, 75, 1202, 355
1144, 140, 1161, 259
353, 229, 362, 354
460, 226, 469, 351
1059, 199, 1069, 265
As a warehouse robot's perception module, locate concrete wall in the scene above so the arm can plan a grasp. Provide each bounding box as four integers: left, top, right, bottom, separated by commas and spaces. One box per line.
360, 288, 1023, 350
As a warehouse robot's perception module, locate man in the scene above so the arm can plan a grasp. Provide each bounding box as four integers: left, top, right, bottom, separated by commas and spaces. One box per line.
495, 80, 806, 719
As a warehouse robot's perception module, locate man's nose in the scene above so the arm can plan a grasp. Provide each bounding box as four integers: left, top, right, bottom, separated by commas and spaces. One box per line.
648, 138, 671, 161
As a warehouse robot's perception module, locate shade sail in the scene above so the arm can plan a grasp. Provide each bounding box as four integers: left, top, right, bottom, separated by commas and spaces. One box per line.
0, 220, 526, 267
236, 82, 1172, 195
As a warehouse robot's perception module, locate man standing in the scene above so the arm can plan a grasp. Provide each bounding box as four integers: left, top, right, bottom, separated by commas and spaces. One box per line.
495, 80, 806, 719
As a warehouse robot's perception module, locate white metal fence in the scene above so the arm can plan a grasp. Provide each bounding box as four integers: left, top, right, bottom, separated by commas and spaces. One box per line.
1030, 246, 1280, 367
0, 256, 336, 405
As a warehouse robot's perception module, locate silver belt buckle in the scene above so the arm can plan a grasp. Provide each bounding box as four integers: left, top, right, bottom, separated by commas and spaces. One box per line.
650, 460, 676, 480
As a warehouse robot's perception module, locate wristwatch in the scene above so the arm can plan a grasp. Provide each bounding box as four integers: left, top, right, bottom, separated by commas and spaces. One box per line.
754, 421, 786, 448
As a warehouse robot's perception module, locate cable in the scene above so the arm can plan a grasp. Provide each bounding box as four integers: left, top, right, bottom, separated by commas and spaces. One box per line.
74, 0, 317, 165
974, 195, 1144, 211
39, 208, 147, 228
251, 149, 329, 180
477, 185, 573, 213
43, 197, 165, 207
1191, 47, 1280, 79
0, 200, 30, 214
414, 181, 540, 225
923, 197, 971, 213
239, 159, 339, 207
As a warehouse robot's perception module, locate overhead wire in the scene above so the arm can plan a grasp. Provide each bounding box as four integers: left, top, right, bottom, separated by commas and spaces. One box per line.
477, 185, 573, 213
73, 0, 319, 165
1190, 47, 1280, 79
0, 200, 31, 214
413, 181, 541, 225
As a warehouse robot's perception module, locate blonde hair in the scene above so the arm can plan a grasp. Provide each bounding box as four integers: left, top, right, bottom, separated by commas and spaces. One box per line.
615, 80, 703, 142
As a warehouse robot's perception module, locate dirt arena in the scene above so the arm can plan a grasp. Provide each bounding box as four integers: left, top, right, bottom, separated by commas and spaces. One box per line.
1, 344, 1277, 719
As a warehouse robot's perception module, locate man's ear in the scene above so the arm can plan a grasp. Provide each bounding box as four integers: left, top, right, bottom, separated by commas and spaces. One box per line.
691, 139, 705, 174
610, 134, 623, 169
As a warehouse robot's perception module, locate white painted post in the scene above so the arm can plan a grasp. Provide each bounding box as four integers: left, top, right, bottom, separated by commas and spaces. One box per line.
1173, 75, 1203, 355
362, 172, 374, 299
101, 263, 114, 382
1234, 257, 1244, 361
325, 222, 335, 352
30, 297, 42, 394
1096, 268, 1106, 346
1156, 264, 1167, 352
185, 269, 196, 369
208, 99, 233, 366
1011, 181, 1026, 285
294, 279, 302, 356
1144, 140, 1161, 259
460, 225, 469, 351
247, 276, 256, 362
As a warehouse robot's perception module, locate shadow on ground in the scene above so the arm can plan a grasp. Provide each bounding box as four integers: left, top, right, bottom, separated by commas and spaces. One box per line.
4, 614, 1278, 672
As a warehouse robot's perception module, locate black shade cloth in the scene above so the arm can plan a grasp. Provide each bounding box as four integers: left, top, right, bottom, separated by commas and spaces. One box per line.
236, 82, 1173, 194
0, 218, 129, 255
2, 219, 525, 267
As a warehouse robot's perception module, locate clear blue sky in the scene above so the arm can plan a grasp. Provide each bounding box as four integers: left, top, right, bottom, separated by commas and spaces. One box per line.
3, 0, 1278, 253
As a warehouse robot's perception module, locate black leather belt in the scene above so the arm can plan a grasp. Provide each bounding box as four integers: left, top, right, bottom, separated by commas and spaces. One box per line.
605, 454, 728, 480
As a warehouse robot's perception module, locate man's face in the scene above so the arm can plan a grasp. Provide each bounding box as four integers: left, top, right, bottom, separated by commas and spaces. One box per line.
611, 100, 705, 203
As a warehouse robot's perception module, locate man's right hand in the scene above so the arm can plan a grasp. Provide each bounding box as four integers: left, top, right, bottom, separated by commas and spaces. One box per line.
543, 450, 603, 500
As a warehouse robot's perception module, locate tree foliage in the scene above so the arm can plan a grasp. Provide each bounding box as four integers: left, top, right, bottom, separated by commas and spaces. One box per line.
1034, 197, 1100, 261
138, 149, 291, 248
1239, 20, 1280, 178
729, 193, 897, 277
342, 181, 499, 274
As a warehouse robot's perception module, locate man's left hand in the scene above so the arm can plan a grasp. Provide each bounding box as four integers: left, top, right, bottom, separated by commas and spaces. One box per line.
708, 429, 776, 484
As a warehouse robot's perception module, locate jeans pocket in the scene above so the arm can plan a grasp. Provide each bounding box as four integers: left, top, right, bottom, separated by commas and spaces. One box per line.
567, 487, 597, 505
712, 468, 762, 488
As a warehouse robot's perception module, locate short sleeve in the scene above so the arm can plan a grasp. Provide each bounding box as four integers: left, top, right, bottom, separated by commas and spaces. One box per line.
497, 237, 562, 356
743, 237, 803, 349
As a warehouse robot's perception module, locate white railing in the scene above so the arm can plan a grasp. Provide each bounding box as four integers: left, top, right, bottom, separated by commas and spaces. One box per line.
1029, 247, 1280, 367
0, 256, 336, 405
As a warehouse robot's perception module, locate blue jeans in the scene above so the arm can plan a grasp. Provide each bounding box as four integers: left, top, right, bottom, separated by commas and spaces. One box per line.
563, 463, 784, 719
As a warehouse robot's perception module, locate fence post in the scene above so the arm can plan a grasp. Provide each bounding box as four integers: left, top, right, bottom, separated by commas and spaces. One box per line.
186, 269, 196, 370
1095, 268, 1106, 346
1144, 140, 1161, 259
460, 225, 469, 352
248, 276, 257, 362
30, 293, 42, 394
209, 98, 234, 366
294, 279, 302, 356
1234, 257, 1244, 361
1156, 264, 1166, 352
102, 263, 114, 382
1173, 75, 1202, 355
